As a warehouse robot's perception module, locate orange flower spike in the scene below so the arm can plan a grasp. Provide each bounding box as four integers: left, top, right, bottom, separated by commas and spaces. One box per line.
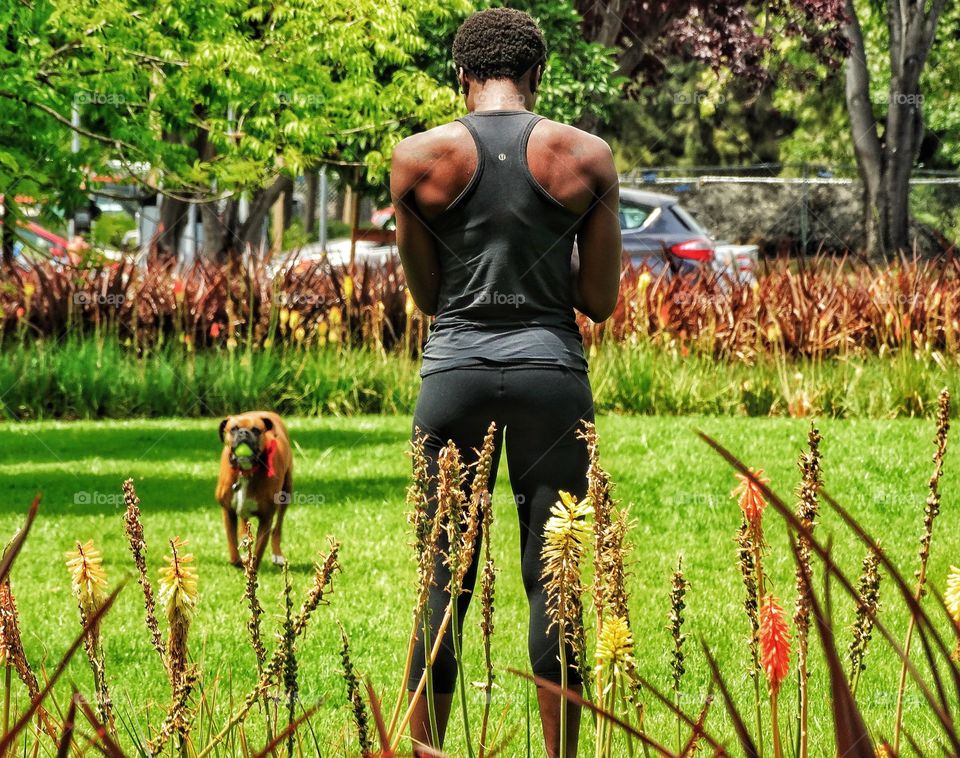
760, 595, 791, 694
732, 469, 771, 526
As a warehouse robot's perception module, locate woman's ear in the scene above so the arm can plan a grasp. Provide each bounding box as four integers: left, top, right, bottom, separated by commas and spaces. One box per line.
458, 67, 469, 96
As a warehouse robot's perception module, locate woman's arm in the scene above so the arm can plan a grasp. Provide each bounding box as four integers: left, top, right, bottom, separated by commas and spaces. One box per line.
390, 139, 441, 316
573, 139, 621, 323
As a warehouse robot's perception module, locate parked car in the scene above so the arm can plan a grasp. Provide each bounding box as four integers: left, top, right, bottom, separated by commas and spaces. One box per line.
619, 188, 757, 282
275, 188, 756, 283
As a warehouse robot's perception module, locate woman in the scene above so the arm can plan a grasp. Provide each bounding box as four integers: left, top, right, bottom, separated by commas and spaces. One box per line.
390, 8, 621, 756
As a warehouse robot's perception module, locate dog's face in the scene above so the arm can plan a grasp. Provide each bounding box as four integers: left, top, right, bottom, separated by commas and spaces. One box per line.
219, 415, 274, 469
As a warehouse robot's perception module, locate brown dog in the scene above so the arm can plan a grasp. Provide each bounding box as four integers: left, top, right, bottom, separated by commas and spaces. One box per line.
216, 411, 293, 569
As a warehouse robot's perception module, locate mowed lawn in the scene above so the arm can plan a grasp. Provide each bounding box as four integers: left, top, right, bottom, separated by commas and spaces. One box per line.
0, 414, 957, 754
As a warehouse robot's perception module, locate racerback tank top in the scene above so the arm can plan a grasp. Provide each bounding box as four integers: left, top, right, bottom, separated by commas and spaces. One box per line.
419, 110, 588, 377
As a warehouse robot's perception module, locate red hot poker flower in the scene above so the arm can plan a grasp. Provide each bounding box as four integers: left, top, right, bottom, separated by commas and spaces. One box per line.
732, 469, 770, 526
760, 594, 791, 694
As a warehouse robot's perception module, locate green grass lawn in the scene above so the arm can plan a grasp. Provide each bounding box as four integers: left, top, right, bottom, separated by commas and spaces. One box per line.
0, 414, 956, 754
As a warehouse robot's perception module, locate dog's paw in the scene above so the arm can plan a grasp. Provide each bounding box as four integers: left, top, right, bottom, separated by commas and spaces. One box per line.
271, 554, 286, 567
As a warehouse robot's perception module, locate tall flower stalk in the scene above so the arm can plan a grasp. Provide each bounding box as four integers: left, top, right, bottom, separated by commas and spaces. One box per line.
122, 478, 164, 660
593, 615, 636, 758
390, 429, 442, 743
476, 429, 498, 758
732, 468, 769, 753
668, 556, 688, 755
542, 490, 593, 758
893, 388, 950, 752
0, 579, 57, 740
281, 565, 298, 758
793, 424, 821, 758
438, 441, 475, 758
340, 623, 373, 756
848, 547, 882, 695
760, 595, 791, 758
65, 539, 114, 735
158, 538, 198, 698
581, 420, 642, 738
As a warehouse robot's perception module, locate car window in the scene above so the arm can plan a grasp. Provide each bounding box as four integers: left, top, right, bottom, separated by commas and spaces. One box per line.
619, 202, 654, 231
671, 204, 710, 236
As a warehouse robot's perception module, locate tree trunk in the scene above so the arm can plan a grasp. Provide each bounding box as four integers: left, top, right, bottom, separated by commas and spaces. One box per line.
157, 196, 186, 258
304, 170, 318, 240
843, 0, 946, 260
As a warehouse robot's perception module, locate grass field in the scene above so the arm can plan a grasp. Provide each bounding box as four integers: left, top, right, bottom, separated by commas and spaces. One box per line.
1, 414, 957, 754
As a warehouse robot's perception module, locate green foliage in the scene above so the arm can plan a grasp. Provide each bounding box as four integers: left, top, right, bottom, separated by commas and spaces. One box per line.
1, 337, 957, 420
91, 212, 136, 249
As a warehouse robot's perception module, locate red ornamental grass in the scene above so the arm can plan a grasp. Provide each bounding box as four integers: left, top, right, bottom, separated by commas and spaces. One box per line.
760, 595, 791, 694
733, 469, 770, 527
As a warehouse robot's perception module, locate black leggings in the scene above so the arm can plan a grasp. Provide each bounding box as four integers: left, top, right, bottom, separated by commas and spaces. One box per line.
408, 365, 594, 693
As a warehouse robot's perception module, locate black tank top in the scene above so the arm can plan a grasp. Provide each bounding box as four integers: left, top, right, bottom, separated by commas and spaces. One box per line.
420, 110, 588, 377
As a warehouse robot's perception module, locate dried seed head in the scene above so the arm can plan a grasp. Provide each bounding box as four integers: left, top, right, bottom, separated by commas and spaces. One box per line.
122, 478, 164, 658
917, 389, 950, 595
339, 623, 372, 755
735, 520, 761, 675
794, 425, 822, 658
668, 555, 689, 693
849, 547, 882, 684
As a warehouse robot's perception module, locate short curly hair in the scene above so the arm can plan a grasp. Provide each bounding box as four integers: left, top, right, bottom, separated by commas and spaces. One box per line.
452, 8, 547, 84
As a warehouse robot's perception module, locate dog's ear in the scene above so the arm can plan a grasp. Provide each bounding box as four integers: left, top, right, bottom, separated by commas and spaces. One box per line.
219, 418, 230, 443
261, 416, 274, 432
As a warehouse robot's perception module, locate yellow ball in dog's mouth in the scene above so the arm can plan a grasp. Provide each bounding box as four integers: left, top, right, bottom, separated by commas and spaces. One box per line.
234, 442, 254, 459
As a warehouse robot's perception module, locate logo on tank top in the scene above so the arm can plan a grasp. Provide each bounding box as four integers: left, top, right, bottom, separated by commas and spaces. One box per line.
498, 153, 507, 161
474, 289, 525, 307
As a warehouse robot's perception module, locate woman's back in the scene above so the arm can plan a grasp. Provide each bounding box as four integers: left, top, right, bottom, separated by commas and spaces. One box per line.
422, 110, 586, 375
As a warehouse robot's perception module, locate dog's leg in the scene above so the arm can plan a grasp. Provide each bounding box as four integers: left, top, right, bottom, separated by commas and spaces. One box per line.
271, 473, 291, 566
222, 507, 241, 567
253, 518, 271, 569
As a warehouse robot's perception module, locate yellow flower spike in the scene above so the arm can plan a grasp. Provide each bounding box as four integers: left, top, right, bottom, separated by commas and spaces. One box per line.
294, 326, 306, 343
343, 275, 354, 302
945, 566, 960, 623
404, 290, 415, 316
23, 283, 35, 299
288, 310, 301, 330
594, 615, 635, 685
65, 539, 109, 618
542, 491, 593, 564
158, 538, 198, 622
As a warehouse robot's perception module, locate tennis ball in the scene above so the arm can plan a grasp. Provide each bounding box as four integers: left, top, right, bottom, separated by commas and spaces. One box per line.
234, 442, 254, 459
